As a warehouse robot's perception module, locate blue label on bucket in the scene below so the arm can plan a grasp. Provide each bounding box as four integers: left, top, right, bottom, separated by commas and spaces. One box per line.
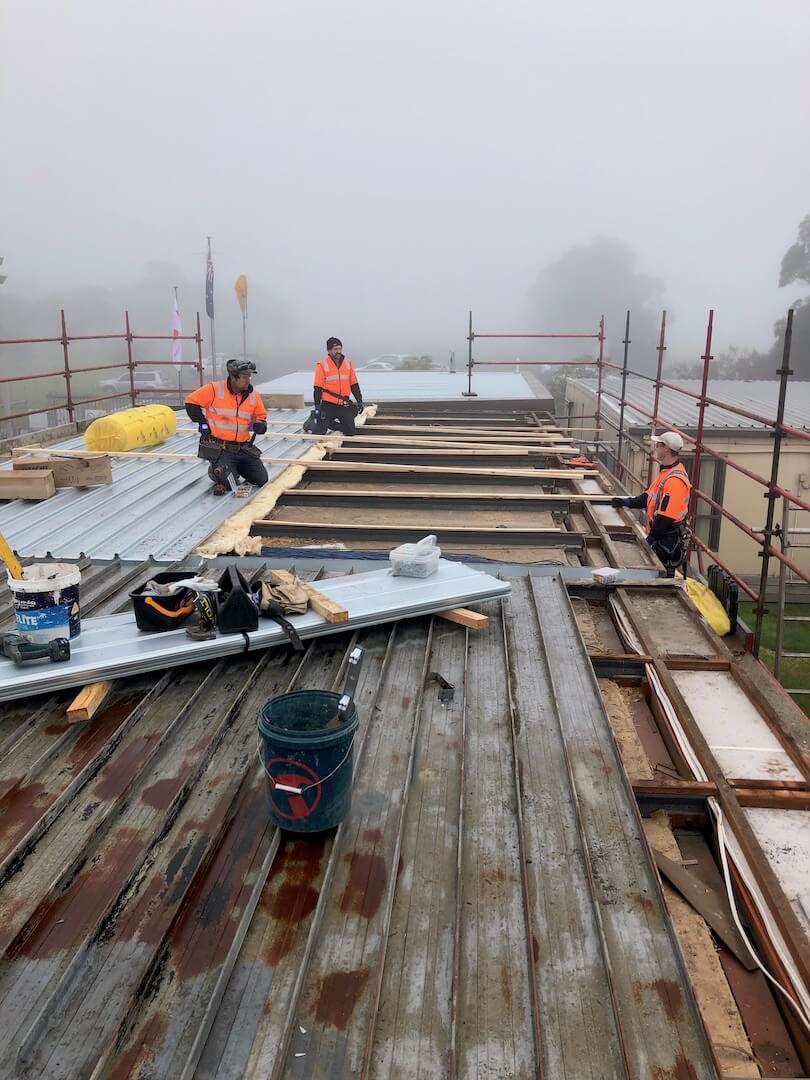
14, 604, 70, 642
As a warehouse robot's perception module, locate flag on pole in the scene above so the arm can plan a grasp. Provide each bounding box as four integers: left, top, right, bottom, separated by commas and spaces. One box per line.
172, 287, 183, 365
205, 238, 215, 320
235, 274, 248, 315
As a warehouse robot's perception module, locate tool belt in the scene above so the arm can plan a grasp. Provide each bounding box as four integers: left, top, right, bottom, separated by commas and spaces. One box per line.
198, 434, 262, 461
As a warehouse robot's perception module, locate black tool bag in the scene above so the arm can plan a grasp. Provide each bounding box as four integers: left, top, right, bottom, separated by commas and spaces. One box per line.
198, 434, 225, 462
130, 572, 197, 632
240, 439, 262, 459
217, 566, 259, 634
303, 410, 328, 435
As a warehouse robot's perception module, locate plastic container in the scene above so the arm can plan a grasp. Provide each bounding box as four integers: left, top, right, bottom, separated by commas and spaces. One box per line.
130, 571, 197, 632
258, 690, 359, 833
84, 404, 177, 452
389, 534, 441, 578
9, 563, 81, 642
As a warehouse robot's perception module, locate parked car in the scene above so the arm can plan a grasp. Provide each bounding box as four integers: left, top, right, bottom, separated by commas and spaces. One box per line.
356, 360, 396, 372
356, 355, 418, 371
98, 370, 171, 395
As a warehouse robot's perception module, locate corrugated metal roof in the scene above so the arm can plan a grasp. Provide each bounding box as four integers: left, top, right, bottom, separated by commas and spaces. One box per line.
0, 566, 718, 1079
570, 377, 810, 431
258, 369, 544, 401
1, 410, 312, 561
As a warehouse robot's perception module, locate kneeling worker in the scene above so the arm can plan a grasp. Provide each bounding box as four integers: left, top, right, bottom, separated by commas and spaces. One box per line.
312, 336, 364, 436
185, 358, 269, 495
611, 431, 692, 577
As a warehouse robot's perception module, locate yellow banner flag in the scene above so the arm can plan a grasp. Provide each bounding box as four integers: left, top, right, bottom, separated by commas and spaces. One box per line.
235, 274, 248, 314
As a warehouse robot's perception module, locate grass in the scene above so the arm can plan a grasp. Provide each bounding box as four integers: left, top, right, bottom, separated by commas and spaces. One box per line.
738, 602, 810, 717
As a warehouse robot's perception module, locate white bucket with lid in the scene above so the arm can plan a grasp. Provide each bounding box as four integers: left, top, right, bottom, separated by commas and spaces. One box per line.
8, 563, 82, 643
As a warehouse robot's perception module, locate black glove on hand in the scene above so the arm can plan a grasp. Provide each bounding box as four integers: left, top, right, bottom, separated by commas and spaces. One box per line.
355, 399, 364, 413
610, 497, 627, 508
198, 422, 211, 436
251, 420, 267, 435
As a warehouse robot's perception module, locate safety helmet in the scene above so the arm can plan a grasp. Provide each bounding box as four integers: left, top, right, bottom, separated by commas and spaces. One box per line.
226, 357, 257, 377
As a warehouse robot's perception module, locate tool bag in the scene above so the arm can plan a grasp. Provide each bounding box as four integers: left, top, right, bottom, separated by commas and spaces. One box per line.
130, 571, 197, 632
252, 578, 309, 651
303, 410, 328, 435
216, 566, 259, 633
256, 579, 308, 615
198, 434, 262, 461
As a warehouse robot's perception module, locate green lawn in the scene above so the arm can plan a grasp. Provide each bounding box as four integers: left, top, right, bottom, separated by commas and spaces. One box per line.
738, 602, 810, 717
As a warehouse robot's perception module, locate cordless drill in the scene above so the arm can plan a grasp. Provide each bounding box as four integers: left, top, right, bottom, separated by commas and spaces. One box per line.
0, 633, 71, 666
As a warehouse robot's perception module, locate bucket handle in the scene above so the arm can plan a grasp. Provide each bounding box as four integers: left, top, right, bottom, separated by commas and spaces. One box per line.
256, 731, 357, 795
144, 596, 196, 619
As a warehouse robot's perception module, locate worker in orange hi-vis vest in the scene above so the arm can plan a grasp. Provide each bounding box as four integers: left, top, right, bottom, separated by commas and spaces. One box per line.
611, 431, 692, 577
185, 358, 269, 496
306, 337, 364, 436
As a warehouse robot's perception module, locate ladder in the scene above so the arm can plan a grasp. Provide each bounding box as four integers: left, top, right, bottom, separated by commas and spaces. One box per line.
772, 496, 810, 693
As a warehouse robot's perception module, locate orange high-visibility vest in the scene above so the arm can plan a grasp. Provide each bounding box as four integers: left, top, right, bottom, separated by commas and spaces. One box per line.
314, 355, 358, 405
645, 462, 691, 528
185, 380, 267, 443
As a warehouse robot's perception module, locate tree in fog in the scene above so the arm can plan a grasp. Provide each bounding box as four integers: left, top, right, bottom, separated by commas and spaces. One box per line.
770, 214, 810, 377
527, 237, 665, 373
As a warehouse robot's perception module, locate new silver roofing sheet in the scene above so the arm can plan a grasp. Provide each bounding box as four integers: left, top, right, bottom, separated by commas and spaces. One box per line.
0, 560, 510, 701
570, 377, 810, 431
257, 369, 544, 401
1, 410, 311, 561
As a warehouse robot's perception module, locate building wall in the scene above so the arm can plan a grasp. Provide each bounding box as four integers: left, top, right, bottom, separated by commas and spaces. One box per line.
564, 382, 810, 579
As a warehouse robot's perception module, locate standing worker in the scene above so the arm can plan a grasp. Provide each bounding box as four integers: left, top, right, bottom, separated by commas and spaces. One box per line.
309, 337, 364, 436
185, 358, 269, 496
611, 431, 692, 577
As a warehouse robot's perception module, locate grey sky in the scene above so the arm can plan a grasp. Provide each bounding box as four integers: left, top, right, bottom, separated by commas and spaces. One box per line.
3, 0, 809, 364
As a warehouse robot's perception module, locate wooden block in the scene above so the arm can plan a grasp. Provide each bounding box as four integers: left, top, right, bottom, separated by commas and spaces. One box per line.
66, 681, 114, 723
0, 469, 55, 501
267, 393, 306, 410
269, 569, 349, 624
436, 607, 489, 630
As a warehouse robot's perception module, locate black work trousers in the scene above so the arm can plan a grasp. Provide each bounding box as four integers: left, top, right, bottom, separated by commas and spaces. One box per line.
650, 524, 687, 578
321, 400, 357, 436
210, 448, 269, 488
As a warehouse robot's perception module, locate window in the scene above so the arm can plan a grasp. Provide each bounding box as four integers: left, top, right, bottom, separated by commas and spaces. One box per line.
682, 454, 725, 550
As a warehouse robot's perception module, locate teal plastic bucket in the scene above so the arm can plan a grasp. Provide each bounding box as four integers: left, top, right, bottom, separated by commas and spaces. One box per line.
258, 690, 358, 833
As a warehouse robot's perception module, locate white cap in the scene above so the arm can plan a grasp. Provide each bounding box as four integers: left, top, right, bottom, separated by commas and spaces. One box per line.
651, 431, 684, 453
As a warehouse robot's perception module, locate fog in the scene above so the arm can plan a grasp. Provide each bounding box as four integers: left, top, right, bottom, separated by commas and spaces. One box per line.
2, 0, 809, 375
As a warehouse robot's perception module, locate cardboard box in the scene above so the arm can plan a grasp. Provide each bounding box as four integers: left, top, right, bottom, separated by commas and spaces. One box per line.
267, 393, 306, 410
12, 453, 112, 487
0, 469, 56, 501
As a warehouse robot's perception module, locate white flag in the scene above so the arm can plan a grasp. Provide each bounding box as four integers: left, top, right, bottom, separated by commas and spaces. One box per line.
172, 287, 183, 365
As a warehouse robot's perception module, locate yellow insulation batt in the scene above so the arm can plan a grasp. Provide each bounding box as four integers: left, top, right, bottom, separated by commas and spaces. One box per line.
195, 444, 328, 556
685, 578, 731, 637
194, 403, 378, 557
84, 404, 177, 452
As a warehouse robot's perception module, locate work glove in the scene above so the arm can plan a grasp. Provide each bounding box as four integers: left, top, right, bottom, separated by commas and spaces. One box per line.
645, 533, 655, 546
610, 497, 627, 508
198, 422, 211, 436
251, 420, 267, 434
355, 399, 364, 413
313, 404, 322, 417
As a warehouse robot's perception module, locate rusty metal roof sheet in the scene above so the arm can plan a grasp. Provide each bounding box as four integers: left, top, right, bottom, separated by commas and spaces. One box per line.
0, 561, 719, 1079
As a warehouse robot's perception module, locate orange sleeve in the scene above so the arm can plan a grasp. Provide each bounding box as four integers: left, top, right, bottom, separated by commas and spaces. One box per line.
185, 383, 216, 408
252, 391, 267, 421
313, 362, 326, 389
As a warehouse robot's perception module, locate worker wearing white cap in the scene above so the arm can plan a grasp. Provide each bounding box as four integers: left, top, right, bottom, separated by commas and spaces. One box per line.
611, 431, 692, 577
